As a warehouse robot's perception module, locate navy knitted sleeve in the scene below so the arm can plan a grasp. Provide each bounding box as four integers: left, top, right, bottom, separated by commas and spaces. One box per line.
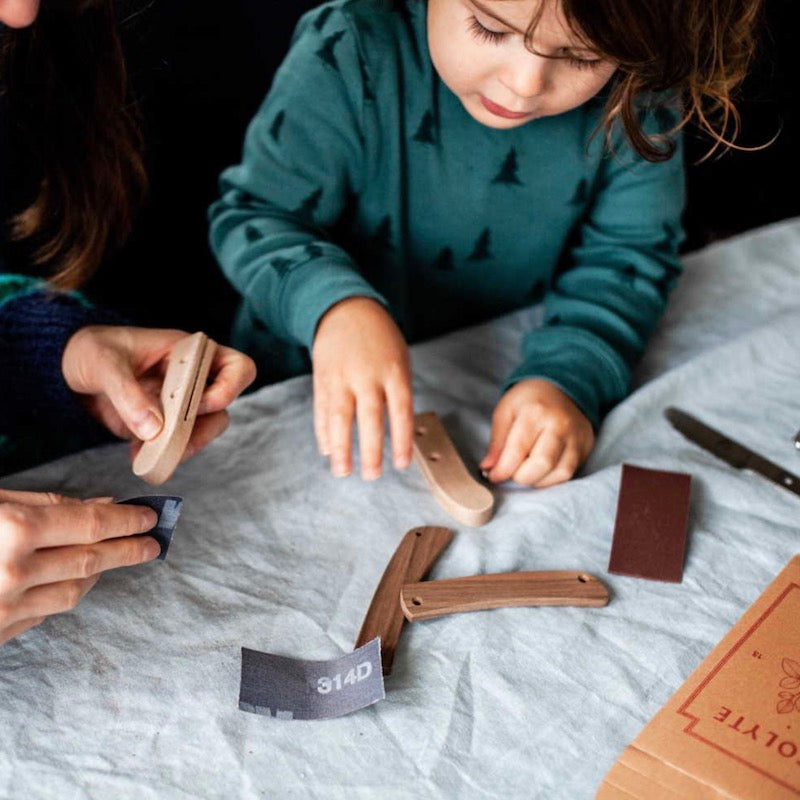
0, 276, 123, 472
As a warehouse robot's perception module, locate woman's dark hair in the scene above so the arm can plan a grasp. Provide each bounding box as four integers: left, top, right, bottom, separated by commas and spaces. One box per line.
0, 0, 147, 289
525, 0, 764, 161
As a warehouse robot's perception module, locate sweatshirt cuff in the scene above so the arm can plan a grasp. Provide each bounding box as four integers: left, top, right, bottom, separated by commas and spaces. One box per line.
503, 326, 630, 429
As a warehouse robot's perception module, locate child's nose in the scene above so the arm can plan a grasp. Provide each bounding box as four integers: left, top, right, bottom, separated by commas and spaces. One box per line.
500, 54, 548, 99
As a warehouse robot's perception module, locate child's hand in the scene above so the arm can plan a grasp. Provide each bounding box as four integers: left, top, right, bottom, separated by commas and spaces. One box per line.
0, 490, 159, 646
61, 325, 256, 462
480, 379, 594, 487
311, 297, 413, 479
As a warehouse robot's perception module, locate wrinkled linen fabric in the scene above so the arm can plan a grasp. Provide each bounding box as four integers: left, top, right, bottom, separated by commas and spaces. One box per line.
1, 218, 799, 799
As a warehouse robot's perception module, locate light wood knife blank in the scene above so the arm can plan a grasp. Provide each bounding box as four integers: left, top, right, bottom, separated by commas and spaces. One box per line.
400, 571, 609, 621
132, 332, 216, 485
412, 412, 494, 527
355, 526, 453, 675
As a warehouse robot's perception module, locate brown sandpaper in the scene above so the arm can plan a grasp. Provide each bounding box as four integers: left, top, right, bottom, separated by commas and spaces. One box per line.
608, 464, 692, 583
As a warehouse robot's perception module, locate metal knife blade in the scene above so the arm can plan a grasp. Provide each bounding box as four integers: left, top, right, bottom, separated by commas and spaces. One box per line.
665, 407, 800, 499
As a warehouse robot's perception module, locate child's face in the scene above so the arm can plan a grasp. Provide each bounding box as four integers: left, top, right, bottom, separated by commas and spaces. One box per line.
0, 0, 40, 27
427, 0, 616, 129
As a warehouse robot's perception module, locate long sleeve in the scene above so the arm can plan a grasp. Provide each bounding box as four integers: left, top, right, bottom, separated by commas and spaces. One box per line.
0, 274, 121, 473
504, 110, 686, 427
208, 8, 386, 351
210, 0, 686, 424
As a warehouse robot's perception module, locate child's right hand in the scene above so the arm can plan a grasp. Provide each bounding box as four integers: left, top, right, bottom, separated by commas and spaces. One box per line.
0, 490, 160, 646
311, 297, 413, 480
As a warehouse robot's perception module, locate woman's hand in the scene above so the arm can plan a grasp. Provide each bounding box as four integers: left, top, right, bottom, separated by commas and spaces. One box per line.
311, 297, 414, 479
0, 490, 160, 646
61, 325, 256, 462
480, 379, 595, 487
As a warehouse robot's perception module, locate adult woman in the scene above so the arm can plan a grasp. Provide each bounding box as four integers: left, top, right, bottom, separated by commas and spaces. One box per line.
0, 0, 255, 644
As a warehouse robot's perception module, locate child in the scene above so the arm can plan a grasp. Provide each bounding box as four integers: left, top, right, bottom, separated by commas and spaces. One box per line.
210, 0, 760, 486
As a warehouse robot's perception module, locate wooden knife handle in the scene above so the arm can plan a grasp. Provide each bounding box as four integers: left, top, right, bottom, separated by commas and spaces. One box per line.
355, 526, 453, 674
133, 332, 215, 485
412, 412, 494, 527
400, 571, 609, 621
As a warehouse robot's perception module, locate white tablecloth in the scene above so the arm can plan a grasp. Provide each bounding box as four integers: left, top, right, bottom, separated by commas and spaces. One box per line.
2, 219, 799, 799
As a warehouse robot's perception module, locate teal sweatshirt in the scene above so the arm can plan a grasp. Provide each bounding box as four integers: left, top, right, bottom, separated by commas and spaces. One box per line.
209, 0, 685, 426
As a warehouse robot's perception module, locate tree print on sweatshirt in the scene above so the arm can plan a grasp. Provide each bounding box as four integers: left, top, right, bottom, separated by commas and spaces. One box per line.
493, 147, 523, 185
293, 188, 323, 222
271, 256, 296, 279
316, 31, 347, 71
245, 224, 263, 243
305, 243, 324, 259
269, 111, 285, 143
468, 228, 492, 261
413, 111, 437, 144
313, 6, 334, 31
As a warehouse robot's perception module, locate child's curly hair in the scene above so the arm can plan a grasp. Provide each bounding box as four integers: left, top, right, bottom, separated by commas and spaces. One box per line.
529, 0, 764, 161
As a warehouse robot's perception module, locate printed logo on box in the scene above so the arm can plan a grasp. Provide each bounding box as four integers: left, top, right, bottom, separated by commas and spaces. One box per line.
677, 584, 800, 795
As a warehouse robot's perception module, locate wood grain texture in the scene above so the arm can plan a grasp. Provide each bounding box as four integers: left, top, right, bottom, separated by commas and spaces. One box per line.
412, 412, 494, 527
400, 571, 609, 621
132, 332, 216, 485
355, 526, 453, 675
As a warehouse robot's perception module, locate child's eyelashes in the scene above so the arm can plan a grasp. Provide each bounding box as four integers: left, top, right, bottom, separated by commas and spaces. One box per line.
467, 15, 604, 71
468, 16, 508, 45
567, 56, 603, 71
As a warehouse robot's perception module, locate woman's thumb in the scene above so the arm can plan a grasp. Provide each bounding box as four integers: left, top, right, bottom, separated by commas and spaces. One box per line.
102, 368, 164, 442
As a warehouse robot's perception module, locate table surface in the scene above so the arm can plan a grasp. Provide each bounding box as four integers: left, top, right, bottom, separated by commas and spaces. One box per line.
1, 218, 799, 800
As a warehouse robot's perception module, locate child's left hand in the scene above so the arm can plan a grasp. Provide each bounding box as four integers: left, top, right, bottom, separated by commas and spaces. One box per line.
480, 379, 594, 487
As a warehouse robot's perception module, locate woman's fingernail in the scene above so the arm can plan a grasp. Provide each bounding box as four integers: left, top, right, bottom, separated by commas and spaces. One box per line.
332, 463, 350, 478
137, 412, 162, 441
140, 508, 159, 528
362, 468, 381, 481
143, 539, 162, 560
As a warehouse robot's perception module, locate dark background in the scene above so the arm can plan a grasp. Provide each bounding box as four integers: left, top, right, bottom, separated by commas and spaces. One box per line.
95, 0, 799, 342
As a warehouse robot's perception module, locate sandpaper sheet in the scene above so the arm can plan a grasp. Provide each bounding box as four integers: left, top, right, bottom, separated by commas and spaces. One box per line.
117, 495, 183, 560
239, 638, 385, 720
608, 464, 691, 583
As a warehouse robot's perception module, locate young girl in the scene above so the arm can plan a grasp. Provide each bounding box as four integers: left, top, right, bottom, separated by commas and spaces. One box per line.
210, 0, 760, 486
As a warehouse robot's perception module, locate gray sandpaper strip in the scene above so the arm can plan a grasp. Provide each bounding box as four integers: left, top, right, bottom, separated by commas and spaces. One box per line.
117, 496, 183, 560
239, 638, 385, 720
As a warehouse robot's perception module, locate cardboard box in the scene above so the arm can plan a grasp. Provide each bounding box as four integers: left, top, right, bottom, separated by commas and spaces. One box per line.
597, 555, 800, 799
